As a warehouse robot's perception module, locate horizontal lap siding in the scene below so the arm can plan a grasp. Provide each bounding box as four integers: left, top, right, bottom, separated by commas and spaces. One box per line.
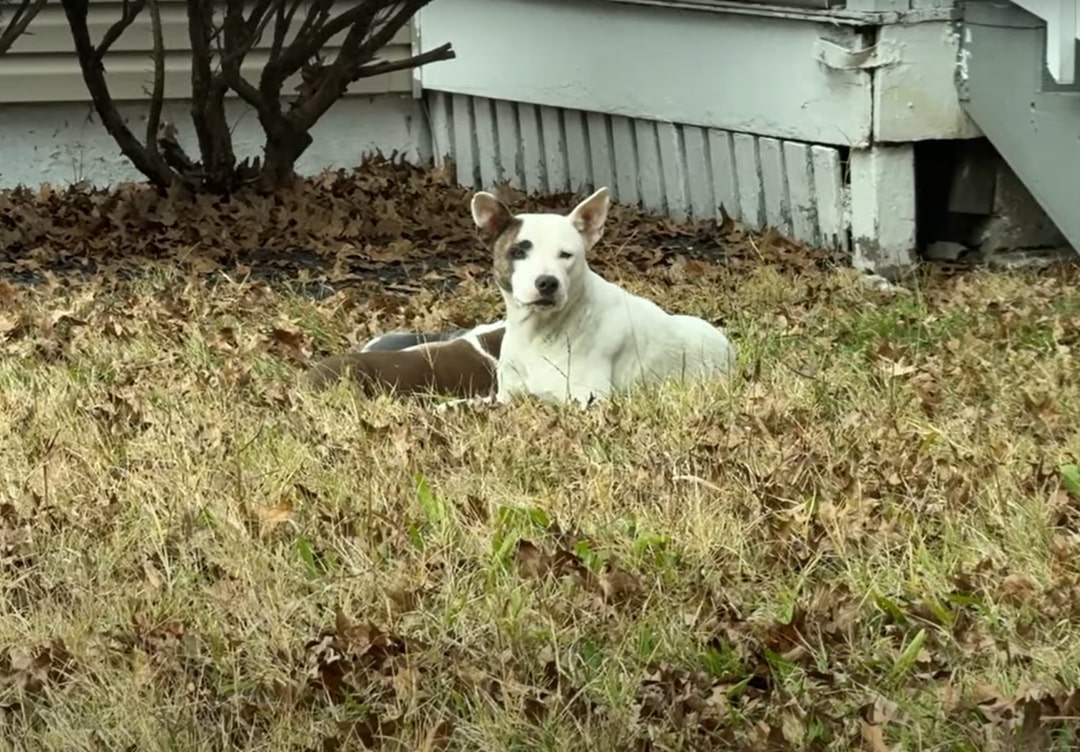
0, 0, 413, 103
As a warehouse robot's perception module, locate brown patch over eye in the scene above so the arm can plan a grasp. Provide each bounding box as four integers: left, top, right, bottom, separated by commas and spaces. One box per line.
489, 220, 524, 294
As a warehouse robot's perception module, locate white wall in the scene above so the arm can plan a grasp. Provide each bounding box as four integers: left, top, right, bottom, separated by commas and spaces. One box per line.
0, 94, 431, 189
418, 0, 875, 147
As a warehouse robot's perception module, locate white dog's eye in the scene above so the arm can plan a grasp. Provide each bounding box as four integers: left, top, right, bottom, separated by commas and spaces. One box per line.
558, 251, 573, 260
510, 246, 528, 261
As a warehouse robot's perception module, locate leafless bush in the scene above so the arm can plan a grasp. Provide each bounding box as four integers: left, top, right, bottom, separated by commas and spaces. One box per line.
59, 0, 454, 192
0, 0, 47, 55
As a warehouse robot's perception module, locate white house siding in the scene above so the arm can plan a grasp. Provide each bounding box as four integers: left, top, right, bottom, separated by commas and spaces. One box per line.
426, 91, 850, 252
0, 96, 430, 189
0, 0, 414, 102
416, 0, 875, 148
0, 1, 426, 188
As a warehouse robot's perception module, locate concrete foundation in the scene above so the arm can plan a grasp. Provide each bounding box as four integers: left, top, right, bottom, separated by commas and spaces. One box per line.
974, 160, 1071, 254
0, 94, 431, 190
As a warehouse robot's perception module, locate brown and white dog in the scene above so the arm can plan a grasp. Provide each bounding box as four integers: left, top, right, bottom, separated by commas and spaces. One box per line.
471, 186, 738, 406
307, 321, 506, 398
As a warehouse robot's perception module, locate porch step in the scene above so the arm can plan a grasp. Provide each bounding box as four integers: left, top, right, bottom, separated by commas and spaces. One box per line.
958, 0, 1080, 255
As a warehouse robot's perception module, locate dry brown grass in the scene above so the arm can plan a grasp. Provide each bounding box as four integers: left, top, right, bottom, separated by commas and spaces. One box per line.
2, 250, 1080, 752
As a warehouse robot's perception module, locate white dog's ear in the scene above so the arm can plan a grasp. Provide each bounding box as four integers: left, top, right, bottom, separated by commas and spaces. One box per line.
568, 187, 611, 247
471, 192, 515, 240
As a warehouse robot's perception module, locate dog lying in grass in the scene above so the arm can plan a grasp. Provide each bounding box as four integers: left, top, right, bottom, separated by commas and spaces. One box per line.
311, 187, 736, 408
467, 186, 737, 407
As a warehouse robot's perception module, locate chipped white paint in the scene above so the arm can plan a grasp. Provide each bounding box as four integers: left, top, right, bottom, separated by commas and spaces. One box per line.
849, 144, 917, 277
656, 123, 687, 220
873, 22, 983, 141
564, 110, 591, 193
586, 111, 615, 196
612, 117, 639, 207
783, 142, 817, 246
425, 92, 852, 252
958, 27, 973, 82
473, 98, 501, 189
519, 104, 545, 195
759, 137, 790, 237
812, 37, 900, 70
708, 130, 738, 221
811, 146, 848, 252
494, 99, 519, 186
451, 93, 475, 187
541, 108, 568, 194
733, 133, 764, 230
636, 119, 664, 212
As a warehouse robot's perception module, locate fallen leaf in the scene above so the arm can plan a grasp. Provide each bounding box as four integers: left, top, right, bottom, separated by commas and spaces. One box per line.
257, 498, 295, 535
514, 539, 547, 578
598, 564, 642, 605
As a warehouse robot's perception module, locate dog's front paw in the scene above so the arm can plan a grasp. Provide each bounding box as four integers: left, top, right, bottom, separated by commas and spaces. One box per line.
433, 398, 470, 415
433, 396, 496, 414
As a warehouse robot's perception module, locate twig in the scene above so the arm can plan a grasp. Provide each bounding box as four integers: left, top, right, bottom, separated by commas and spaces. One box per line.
270, 0, 306, 62
290, 0, 335, 56
262, 0, 380, 98
61, 0, 176, 188
243, 0, 276, 43
92, 0, 147, 64
145, 0, 165, 158
0, 0, 48, 56
290, 1, 428, 132
351, 42, 454, 80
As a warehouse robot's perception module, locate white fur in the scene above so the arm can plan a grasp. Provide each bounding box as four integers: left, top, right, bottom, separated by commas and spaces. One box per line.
361, 320, 505, 356
471, 187, 737, 407
359, 333, 396, 352
457, 320, 506, 366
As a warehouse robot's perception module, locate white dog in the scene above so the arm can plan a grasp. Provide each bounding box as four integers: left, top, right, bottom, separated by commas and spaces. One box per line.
467, 186, 737, 407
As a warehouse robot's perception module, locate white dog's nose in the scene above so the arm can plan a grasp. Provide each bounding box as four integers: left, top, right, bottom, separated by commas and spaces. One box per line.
535, 275, 559, 296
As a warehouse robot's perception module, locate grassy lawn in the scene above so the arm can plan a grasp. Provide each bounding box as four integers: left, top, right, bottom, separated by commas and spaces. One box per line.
2, 238, 1080, 750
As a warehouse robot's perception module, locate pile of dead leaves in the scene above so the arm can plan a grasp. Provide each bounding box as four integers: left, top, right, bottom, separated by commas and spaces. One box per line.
0, 155, 845, 291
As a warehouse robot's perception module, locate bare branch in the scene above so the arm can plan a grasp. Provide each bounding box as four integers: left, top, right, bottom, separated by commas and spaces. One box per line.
60, 0, 176, 188
244, 0, 280, 62
262, 0, 379, 94
0, 0, 48, 56
58, 0, 451, 192
291, 0, 335, 56
351, 41, 453, 80
219, 0, 272, 113
290, 1, 433, 132
145, 0, 165, 158
186, 0, 238, 187
92, 0, 146, 65
245, 0, 454, 188
270, 0, 305, 62
222, 0, 251, 62
226, 72, 263, 110
362, 2, 421, 57
243, 0, 276, 40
